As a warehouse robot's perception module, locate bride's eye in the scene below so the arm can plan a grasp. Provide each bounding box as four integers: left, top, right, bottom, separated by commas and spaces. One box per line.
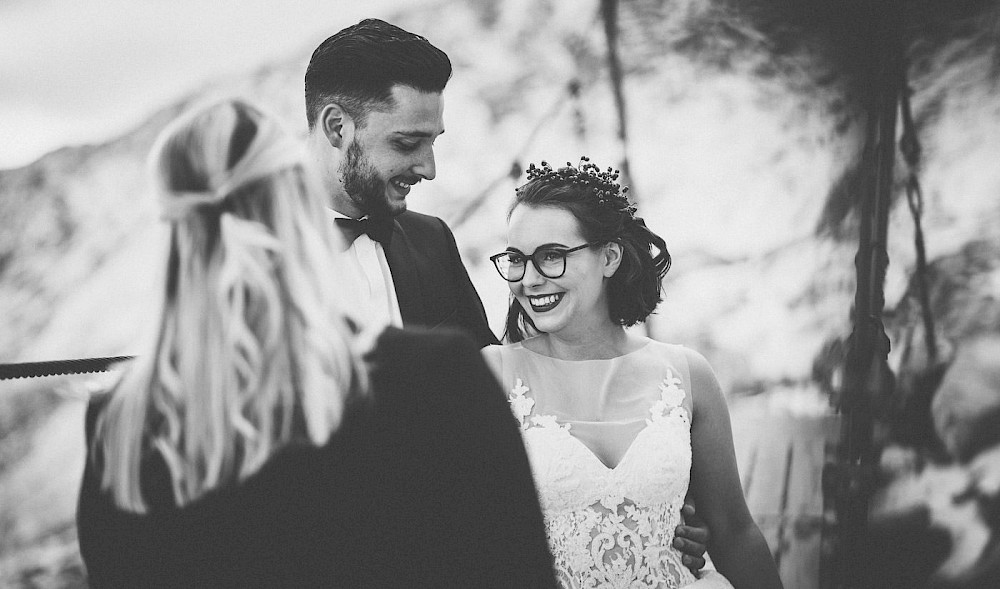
539, 249, 564, 263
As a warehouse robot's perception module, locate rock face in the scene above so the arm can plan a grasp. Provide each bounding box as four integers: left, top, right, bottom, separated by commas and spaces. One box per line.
871, 333, 1000, 588
890, 240, 1000, 377
933, 335, 1000, 463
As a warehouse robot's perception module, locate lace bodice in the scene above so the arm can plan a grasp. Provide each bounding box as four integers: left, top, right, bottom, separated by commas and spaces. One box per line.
494, 340, 701, 589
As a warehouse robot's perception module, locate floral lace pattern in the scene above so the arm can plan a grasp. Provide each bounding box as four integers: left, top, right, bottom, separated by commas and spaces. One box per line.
508, 373, 696, 588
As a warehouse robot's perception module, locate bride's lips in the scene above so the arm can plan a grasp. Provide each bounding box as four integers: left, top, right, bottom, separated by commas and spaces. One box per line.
527, 293, 564, 313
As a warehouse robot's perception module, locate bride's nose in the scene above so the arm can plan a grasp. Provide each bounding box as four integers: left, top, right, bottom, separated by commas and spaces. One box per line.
521, 261, 546, 287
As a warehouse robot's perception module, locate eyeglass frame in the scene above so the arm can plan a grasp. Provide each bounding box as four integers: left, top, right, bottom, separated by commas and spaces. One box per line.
489, 241, 604, 282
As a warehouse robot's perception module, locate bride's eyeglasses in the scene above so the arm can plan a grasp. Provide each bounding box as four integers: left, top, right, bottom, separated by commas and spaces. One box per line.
490, 242, 601, 282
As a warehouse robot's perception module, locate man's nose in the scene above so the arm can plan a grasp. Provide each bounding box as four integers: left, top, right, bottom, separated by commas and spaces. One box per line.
414, 147, 436, 181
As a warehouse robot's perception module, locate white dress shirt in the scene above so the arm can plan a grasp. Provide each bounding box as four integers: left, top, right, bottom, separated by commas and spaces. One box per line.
328, 208, 403, 329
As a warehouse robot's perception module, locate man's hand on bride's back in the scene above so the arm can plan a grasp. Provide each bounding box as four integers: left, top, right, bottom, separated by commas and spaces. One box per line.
674, 503, 710, 573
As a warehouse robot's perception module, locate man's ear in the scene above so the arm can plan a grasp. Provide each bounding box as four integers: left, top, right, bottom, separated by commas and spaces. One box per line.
602, 241, 624, 278
319, 103, 352, 149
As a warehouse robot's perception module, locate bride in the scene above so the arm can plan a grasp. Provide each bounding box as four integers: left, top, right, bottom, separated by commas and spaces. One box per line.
484, 158, 783, 588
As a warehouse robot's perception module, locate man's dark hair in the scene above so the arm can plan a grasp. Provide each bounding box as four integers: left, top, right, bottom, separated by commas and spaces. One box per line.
304, 18, 452, 130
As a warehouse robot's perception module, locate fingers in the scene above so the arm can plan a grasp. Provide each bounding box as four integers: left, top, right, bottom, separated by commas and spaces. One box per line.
672, 534, 707, 557
678, 503, 711, 545
673, 537, 706, 572
682, 555, 705, 571
681, 503, 705, 526
677, 502, 709, 573
675, 523, 709, 546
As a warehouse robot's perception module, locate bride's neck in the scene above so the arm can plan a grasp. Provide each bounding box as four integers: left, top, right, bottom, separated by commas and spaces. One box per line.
533, 326, 634, 361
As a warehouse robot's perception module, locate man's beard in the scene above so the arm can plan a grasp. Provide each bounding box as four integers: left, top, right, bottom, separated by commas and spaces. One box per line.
340, 140, 394, 219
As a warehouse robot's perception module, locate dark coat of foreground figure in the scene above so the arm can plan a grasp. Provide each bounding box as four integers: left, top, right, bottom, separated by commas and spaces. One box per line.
77, 328, 556, 588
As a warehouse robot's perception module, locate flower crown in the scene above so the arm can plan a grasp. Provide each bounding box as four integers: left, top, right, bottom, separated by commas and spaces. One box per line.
524, 156, 637, 217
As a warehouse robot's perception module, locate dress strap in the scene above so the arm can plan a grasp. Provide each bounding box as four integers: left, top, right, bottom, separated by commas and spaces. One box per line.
671, 343, 693, 401
646, 343, 694, 422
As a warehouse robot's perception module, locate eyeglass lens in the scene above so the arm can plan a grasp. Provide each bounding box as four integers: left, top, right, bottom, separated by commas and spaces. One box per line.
496, 249, 565, 281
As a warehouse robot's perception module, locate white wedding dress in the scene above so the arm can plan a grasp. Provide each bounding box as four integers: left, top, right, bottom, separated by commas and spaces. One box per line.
488, 339, 734, 589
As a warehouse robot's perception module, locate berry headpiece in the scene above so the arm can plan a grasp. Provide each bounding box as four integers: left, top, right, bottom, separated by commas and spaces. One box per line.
524, 156, 637, 217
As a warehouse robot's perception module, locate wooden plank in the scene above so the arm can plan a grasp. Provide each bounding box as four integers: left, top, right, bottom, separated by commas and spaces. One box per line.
742, 416, 794, 557
731, 415, 758, 492
737, 444, 758, 496
774, 416, 829, 589
779, 517, 824, 589
730, 397, 772, 496
728, 394, 840, 588
779, 414, 840, 588
785, 416, 835, 517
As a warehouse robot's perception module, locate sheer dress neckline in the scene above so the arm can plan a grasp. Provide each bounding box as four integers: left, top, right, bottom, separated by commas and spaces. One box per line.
515, 337, 654, 362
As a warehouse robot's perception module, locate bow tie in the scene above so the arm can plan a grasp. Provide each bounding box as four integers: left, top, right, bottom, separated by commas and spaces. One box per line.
335, 216, 394, 246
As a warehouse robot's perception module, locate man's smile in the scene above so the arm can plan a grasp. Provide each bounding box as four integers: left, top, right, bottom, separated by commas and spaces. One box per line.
390, 177, 420, 195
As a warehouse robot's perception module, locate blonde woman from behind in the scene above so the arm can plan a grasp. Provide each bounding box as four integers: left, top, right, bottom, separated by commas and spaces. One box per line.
77, 99, 555, 588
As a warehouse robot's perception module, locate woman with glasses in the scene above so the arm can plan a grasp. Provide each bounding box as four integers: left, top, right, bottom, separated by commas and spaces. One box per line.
483, 158, 782, 589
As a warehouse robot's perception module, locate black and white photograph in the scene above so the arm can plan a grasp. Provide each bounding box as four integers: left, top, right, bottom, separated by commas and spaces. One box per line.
1, 1, 998, 587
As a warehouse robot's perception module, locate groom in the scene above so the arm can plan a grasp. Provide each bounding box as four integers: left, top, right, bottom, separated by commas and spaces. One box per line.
304, 18, 711, 572
304, 18, 497, 348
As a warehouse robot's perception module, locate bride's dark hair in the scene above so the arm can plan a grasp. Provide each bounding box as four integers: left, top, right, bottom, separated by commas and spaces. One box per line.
502, 160, 671, 343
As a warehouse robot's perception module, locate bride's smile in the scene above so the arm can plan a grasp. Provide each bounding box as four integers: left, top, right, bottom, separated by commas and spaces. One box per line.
506, 205, 618, 340
527, 292, 565, 311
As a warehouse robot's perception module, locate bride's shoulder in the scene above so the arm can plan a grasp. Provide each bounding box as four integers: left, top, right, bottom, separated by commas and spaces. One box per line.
674, 346, 715, 376
643, 341, 721, 398
480, 343, 502, 371
668, 346, 724, 415
480, 339, 529, 376
477, 346, 499, 382
644, 339, 711, 368
641, 337, 687, 361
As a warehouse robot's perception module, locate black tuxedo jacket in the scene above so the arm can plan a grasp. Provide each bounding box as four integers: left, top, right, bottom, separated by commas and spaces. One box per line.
384, 211, 499, 348
77, 327, 556, 588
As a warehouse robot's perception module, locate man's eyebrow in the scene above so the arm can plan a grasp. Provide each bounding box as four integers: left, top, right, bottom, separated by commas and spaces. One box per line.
392, 129, 445, 138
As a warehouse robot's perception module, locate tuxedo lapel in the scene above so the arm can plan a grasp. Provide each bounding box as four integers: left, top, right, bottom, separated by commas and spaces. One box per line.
383, 218, 428, 327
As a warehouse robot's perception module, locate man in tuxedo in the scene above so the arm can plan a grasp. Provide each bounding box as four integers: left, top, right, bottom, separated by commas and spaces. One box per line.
303, 18, 712, 573
304, 18, 497, 347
